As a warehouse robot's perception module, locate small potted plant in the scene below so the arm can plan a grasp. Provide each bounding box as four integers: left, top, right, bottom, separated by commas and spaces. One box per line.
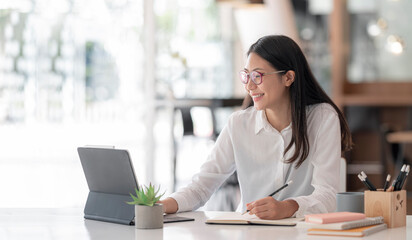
127, 183, 165, 229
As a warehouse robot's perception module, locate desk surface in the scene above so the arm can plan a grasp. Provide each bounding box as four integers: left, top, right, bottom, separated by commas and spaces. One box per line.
0, 209, 410, 240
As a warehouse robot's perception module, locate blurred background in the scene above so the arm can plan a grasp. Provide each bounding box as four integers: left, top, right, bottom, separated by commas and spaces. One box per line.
1, 0, 412, 213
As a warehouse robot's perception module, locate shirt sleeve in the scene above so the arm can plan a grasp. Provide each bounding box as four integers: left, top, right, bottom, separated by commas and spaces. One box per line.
169, 117, 236, 212
287, 106, 341, 217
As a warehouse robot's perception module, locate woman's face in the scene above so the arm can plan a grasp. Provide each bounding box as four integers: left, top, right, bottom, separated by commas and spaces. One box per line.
243, 52, 291, 111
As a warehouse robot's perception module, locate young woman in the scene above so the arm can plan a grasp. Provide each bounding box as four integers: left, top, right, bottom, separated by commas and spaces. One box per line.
159, 35, 352, 220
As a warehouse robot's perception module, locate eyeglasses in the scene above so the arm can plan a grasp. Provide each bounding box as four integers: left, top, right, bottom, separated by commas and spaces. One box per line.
239, 70, 286, 85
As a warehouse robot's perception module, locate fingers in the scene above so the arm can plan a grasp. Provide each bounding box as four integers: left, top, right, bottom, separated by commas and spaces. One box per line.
249, 204, 268, 214
246, 202, 253, 211
249, 204, 273, 219
251, 197, 273, 207
159, 197, 178, 214
246, 201, 262, 211
247, 197, 270, 208
247, 197, 273, 214
246, 197, 286, 219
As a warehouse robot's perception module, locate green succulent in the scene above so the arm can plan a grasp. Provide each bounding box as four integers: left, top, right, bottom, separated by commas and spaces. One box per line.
126, 183, 165, 207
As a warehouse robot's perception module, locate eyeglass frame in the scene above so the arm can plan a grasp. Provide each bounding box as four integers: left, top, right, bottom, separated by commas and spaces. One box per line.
239, 70, 286, 85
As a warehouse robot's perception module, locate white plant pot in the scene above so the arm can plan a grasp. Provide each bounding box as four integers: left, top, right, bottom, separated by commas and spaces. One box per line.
135, 203, 163, 229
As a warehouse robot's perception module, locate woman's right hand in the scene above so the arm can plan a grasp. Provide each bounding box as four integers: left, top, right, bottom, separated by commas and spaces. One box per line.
157, 197, 178, 214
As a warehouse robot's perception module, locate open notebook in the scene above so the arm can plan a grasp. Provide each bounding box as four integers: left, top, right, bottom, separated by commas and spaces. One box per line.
205, 212, 304, 226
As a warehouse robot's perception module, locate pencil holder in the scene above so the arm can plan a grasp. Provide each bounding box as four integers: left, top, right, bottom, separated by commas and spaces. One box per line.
364, 190, 406, 228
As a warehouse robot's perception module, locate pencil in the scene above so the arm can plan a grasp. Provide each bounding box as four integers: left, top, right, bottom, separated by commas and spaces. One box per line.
268, 180, 293, 197
393, 164, 406, 191
383, 174, 391, 191
387, 179, 397, 192
398, 165, 410, 190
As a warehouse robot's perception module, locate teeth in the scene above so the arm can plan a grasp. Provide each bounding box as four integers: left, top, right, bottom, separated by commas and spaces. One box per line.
252, 93, 264, 99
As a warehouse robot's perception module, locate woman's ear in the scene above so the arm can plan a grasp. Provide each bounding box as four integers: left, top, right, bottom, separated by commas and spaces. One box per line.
283, 70, 295, 87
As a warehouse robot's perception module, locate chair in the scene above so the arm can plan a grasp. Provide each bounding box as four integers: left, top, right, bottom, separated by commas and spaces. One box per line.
171, 98, 244, 192
386, 130, 412, 170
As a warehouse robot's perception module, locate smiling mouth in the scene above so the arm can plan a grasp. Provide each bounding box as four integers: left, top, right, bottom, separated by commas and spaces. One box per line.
251, 93, 264, 99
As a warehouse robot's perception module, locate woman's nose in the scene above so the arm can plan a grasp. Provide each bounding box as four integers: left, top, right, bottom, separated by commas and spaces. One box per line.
245, 79, 257, 91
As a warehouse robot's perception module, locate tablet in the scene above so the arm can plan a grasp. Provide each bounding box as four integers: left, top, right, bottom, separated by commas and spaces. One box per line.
78, 147, 195, 225
164, 215, 195, 223
78, 147, 138, 195
78, 147, 139, 225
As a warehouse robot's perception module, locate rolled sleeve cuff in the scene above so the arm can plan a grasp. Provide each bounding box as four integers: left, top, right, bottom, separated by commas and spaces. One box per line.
286, 196, 329, 218
287, 197, 306, 218
168, 193, 191, 213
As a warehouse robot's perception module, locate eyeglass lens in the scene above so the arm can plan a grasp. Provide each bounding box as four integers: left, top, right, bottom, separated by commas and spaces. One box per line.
240, 71, 262, 85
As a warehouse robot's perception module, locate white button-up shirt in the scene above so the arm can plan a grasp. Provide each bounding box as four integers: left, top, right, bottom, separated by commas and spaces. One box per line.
169, 103, 341, 217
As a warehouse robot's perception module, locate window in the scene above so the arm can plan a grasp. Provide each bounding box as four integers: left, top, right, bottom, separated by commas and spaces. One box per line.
0, 0, 144, 207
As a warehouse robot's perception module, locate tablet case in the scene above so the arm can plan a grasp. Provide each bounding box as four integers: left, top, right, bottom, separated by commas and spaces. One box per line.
78, 147, 138, 225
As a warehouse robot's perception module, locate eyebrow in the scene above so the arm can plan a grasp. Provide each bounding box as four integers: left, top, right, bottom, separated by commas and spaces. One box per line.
243, 67, 265, 72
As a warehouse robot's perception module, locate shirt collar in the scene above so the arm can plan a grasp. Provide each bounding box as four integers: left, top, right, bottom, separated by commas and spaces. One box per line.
255, 110, 292, 135
255, 110, 266, 135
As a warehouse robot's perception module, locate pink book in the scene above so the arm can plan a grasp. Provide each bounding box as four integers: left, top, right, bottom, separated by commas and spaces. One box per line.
305, 212, 366, 224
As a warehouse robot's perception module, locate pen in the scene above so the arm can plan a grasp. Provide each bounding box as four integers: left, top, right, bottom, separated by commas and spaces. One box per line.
360, 171, 377, 191
398, 165, 410, 190
383, 174, 391, 191
358, 174, 373, 190
241, 180, 293, 215
394, 164, 406, 191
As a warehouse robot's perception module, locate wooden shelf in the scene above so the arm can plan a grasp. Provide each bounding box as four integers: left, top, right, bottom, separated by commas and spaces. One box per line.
341, 82, 412, 106
344, 82, 412, 94
335, 82, 412, 107
330, 0, 412, 108
342, 95, 412, 106
387, 131, 412, 143
330, 1, 412, 207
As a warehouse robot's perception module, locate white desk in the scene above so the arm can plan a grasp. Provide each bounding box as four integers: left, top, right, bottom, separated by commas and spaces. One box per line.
0, 209, 410, 240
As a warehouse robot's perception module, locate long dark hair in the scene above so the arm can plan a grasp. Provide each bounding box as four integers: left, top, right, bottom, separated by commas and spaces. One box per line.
247, 35, 352, 167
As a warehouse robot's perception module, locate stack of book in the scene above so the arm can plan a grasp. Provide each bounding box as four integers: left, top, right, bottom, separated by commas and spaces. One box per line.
297, 212, 386, 237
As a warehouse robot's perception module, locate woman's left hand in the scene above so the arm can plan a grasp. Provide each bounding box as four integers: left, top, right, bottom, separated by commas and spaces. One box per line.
246, 197, 298, 220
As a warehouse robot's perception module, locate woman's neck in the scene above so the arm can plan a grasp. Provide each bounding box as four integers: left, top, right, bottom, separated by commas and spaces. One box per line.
265, 103, 292, 132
